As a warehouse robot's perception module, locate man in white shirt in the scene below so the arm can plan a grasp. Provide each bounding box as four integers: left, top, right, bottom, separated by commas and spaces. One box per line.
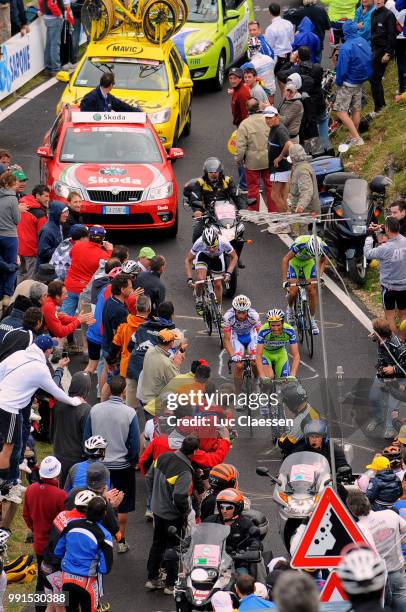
265, 2, 295, 81
347, 490, 406, 609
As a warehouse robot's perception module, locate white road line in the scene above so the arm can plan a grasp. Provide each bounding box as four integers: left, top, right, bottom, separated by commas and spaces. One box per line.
218, 348, 227, 379
0, 77, 58, 122
259, 194, 373, 332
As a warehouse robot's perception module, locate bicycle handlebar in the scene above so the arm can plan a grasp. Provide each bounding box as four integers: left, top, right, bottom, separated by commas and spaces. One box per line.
192, 275, 226, 285
284, 279, 323, 288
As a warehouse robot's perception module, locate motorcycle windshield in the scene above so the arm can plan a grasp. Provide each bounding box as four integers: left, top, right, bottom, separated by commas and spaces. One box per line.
185, 524, 230, 566
279, 451, 331, 494
214, 201, 236, 226
342, 179, 369, 218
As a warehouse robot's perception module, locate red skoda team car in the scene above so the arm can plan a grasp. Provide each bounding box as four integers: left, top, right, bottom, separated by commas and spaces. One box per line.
37, 106, 183, 234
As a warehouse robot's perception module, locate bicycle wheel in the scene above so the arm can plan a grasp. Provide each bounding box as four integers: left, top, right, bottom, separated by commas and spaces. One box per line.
203, 301, 213, 336
177, 0, 189, 26
294, 293, 304, 343
82, 0, 115, 41
302, 301, 314, 359
210, 295, 224, 349
142, 0, 179, 44
242, 373, 253, 436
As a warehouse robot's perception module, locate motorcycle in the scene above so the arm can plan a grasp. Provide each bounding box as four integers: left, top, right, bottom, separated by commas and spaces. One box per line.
172, 522, 264, 611
256, 451, 332, 551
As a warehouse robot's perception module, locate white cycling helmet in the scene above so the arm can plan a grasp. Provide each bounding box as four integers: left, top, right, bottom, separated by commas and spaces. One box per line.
337, 543, 386, 595
248, 36, 262, 52
84, 436, 107, 458
121, 259, 140, 275
232, 295, 251, 312
74, 489, 97, 509
202, 226, 220, 246
266, 308, 285, 322
307, 235, 324, 257
0, 529, 10, 552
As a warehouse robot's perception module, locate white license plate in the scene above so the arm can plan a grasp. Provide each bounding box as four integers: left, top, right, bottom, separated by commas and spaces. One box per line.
102, 206, 129, 215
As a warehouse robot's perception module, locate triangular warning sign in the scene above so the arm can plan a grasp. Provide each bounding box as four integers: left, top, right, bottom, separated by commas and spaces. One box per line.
291, 486, 369, 568
320, 572, 349, 602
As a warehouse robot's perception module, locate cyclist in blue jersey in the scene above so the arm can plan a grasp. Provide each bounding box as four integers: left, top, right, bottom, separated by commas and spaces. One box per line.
256, 309, 300, 380
64, 436, 109, 493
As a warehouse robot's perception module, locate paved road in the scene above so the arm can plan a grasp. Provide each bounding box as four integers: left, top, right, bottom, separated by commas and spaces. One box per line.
1, 8, 384, 610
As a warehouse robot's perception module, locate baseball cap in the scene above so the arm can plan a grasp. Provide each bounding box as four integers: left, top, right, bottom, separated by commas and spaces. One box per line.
39, 456, 61, 479
138, 246, 156, 259
366, 456, 390, 471
86, 462, 110, 490
263, 105, 278, 118
211, 591, 233, 612
157, 328, 181, 343
398, 425, 406, 444
228, 67, 243, 79
69, 224, 89, 240
12, 169, 28, 181
34, 335, 58, 351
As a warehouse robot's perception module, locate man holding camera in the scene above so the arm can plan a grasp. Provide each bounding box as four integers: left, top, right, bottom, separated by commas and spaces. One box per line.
364, 216, 406, 333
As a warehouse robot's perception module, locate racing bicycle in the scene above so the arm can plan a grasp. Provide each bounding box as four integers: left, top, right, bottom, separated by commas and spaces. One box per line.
228, 356, 256, 435
288, 279, 318, 359
193, 274, 225, 349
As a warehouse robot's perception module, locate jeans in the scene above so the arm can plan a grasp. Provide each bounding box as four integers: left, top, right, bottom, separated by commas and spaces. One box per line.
0, 236, 18, 298
44, 17, 63, 72
396, 38, 406, 95
62, 290, 80, 316
245, 168, 276, 212
370, 51, 390, 112
316, 111, 330, 151
385, 568, 406, 610
147, 515, 184, 585
238, 164, 247, 191
370, 376, 403, 431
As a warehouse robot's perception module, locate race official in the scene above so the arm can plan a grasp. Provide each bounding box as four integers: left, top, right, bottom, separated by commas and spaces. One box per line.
80, 73, 142, 113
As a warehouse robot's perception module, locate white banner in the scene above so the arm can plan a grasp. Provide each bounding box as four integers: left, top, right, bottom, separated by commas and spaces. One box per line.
0, 18, 47, 101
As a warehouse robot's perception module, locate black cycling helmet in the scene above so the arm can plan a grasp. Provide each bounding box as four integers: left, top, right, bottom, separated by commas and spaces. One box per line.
281, 381, 308, 413
203, 157, 224, 182
369, 175, 392, 194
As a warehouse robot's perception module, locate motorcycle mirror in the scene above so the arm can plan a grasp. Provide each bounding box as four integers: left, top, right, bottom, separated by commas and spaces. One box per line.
256, 467, 269, 477
338, 143, 350, 154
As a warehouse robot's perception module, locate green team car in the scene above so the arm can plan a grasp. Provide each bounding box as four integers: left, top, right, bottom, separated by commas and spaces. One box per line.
173, 0, 254, 90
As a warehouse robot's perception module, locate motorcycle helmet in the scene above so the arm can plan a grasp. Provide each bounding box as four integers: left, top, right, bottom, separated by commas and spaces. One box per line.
232, 295, 251, 312
248, 36, 262, 53
266, 308, 285, 323
337, 543, 386, 595
281, 381, 308, 412
216, 488, 244, 517
209, 464, 239, 491
84, 435, 108, 459
203, 157, 224, 182
121, 259, 140, 275
303, 420, 328, 444
202, 226, 220, 247
306, 235, 324, 257
74, 489, 97, 510
88, 225, 106, 240
369, 175, 392, 194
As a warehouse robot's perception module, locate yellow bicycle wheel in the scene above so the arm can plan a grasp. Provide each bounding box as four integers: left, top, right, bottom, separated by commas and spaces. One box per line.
142, 0, 179, 44
82, 0, 115, 41
176, 0, 188, 27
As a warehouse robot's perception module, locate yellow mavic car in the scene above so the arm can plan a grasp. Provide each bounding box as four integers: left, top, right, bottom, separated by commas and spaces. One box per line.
57, 35, 193, 149
173, 0, 254, 90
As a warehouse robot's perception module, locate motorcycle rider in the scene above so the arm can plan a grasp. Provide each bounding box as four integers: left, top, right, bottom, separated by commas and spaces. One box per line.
183, 157, 247, 244
291, 420, 351, 472
277, 381, 320, 456
204, 489, 261, 573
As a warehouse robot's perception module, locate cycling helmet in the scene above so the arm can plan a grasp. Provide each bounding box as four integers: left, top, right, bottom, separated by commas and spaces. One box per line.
266, 308, 285, 323
281, 381, 308, 412
203, 157, 224, 179
88, 225, 106, 238
0, 529, 10, 553
304, 420, 328, 441
306, 235, 324, 257
107, 266, 123, 279
216, 488, 244, 517
121, 259, 140, 275
232, 295, 251, 312
202, 226, 220, 247
248, 36, 262, 52
209, 464, 239, 491
337, 543, 386, 595
74, 489, 97, 509
84, 435, 108, 458
369, 175, 392, 194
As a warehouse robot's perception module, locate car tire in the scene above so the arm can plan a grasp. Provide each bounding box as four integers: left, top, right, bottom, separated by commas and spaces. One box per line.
165, 210, 178, 238
213, 50, 226, 91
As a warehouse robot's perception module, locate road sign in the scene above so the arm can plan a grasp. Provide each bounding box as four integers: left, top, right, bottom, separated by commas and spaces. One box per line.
291, 486, 369, 568
320, 572, 349, 603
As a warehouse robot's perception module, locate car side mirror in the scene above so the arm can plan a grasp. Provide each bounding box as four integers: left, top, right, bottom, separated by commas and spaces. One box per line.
37, 146, 53, 159
224, 9, 239, 20
168, 147, 184, 160
56, 70, 70, 83
176, 77, 193, 89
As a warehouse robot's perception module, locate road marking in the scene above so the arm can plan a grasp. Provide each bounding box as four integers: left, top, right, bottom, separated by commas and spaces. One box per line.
258, 195, 373, 332
218, 348, 227, 379
0, 76, 58, 122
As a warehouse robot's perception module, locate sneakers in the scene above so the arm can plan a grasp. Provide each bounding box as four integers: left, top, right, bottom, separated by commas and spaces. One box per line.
2, 484, 23, 504
145, 510, 153, 521
195, 301, 204, 316
348, 137, 365, 147
145, 578, 165, 590
286, 308, 295, 326
19, 460, 32, 475
117, 540, 130, 554
366, 418, 381, 432
311, 319, 320, 335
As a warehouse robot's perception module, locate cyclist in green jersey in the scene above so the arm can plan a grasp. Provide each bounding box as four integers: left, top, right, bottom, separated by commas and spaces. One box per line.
281, 234, 327, 336
256, 308, 300, 379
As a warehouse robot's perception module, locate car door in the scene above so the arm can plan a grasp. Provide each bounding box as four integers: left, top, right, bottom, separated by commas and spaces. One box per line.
221, 0, 251, 65
170, 47, 192, 128
41, 113, 63, 185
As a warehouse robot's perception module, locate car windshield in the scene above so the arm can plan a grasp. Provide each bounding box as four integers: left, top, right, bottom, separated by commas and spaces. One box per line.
60, 127, 162, 164
74, 59, 169, 91
186, 0, 218, 22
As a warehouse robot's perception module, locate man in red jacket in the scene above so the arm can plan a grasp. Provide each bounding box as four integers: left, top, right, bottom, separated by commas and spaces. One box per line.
23, 456, 67, 609
17, 185, 50, 282
63, 225, 113, 316
42, 280, 94, 339
228, 67, 250, 192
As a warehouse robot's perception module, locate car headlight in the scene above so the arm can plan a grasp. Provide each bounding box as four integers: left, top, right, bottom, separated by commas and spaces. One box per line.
146, 181, 174, 201
149, 108, 171, 124
54, 181, 84, 199
187, 40, 214, 56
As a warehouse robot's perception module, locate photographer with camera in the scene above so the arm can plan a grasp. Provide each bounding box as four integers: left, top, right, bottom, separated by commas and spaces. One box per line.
366, 318, 406, 439
364, 216, 406, 333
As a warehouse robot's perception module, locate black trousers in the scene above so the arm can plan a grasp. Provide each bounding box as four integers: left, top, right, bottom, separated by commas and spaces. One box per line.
147, 515, 184, 585
370, 51, 390, 112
